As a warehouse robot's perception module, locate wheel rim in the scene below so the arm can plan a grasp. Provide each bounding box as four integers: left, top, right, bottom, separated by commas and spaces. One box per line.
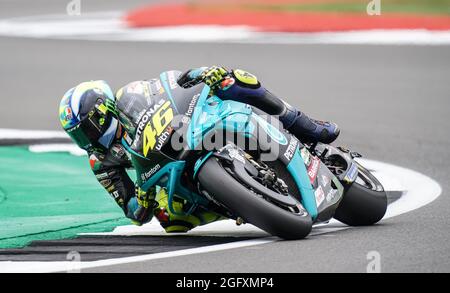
221, 159, 308, 217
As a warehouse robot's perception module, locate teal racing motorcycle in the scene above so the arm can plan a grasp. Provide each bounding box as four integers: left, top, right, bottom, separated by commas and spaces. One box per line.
118, 71, 388, 240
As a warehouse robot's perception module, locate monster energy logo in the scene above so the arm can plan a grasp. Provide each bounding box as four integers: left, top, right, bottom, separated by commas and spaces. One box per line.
105, 99, 118, 116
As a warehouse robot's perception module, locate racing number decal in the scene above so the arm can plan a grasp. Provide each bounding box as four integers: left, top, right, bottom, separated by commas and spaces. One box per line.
143, 101, 174, 156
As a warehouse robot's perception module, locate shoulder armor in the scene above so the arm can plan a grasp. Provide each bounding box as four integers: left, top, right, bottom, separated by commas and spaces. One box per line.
233, 69, 259, 86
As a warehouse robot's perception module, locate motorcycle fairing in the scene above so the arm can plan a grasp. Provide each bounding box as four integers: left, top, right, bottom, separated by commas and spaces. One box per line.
123, 72, 343, 222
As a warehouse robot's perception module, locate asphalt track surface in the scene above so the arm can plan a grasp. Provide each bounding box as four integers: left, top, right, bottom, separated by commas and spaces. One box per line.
1, 1, 450, 272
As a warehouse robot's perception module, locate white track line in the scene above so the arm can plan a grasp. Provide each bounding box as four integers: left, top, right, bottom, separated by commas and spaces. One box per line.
0, 128, 68, 139
356, 159, 442, 219
1, 12, 450, 45
0, 238, 276, 273
28, 143, 85, 156
0, 132, 442, 272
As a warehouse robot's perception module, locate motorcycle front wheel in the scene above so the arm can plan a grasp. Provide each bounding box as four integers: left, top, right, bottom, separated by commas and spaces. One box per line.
198, 157, 313, 240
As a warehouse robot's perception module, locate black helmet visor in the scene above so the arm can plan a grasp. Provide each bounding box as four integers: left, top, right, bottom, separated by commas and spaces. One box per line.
66, 107, 110, 150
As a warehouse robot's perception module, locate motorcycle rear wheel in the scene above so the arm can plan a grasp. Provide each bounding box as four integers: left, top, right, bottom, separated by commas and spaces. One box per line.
334, 163, 387, 226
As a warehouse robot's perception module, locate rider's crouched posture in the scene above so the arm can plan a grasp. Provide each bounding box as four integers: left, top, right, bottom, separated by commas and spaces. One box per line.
58, 67, 339, 232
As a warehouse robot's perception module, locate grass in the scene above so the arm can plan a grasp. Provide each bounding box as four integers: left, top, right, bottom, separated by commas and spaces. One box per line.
232, 0, 450, 16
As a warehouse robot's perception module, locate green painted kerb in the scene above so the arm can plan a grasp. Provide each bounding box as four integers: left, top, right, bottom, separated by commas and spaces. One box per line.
0, 146, 129, 249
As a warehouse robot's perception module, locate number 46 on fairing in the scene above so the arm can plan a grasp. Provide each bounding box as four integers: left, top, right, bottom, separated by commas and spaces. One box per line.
143, 101, 174, 156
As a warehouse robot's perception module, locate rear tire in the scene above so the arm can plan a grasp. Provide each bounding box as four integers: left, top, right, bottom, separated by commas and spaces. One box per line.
334, 163, 387, 226
198, 158, 312, 240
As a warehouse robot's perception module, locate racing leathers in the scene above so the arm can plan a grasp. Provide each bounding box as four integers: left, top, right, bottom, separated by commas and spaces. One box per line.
88, 139, 155, 225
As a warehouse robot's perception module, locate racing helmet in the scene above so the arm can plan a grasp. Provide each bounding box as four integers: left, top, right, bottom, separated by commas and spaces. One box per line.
59, 80, 118, 151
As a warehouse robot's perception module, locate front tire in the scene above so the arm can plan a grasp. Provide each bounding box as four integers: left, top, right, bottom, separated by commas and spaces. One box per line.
198, 158, 312, 240
334, 163, 387, 226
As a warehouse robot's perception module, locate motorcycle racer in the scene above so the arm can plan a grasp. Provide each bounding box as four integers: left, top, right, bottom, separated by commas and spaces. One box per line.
58, 67, 340, 232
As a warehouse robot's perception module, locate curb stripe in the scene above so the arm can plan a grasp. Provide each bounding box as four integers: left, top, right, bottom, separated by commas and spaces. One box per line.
1, 13, 450, 45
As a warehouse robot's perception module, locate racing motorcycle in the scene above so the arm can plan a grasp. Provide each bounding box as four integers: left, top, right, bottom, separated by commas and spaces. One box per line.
118, 71, 388, 240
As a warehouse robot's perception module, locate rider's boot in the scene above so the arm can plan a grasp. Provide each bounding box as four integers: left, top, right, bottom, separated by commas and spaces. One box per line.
279, 102, 340, 144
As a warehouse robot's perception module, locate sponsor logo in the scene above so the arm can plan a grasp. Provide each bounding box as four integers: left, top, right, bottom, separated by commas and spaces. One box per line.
134, 99, 166, 141
300, 147, 311, 165
181, 116, 191, 124
167, 71, 178, 90
111, 191, 120, 199
321, 175, 331, 187
141, 164, 161, 181
344, 163, 358, 183
283, 137, 298, 161
348, 164, 358, 178
307, 157, 320, 183
154, 127, 173, 151
143, 83, 151, 98
142, 101, 174, 156
127, 81, 145, 94
152, 79, 165, 95
315, 186, 325, 207
185, 94, 199, 117
326, 189, 338, 203
95, 172, 109, 180
100, 179, 112, 188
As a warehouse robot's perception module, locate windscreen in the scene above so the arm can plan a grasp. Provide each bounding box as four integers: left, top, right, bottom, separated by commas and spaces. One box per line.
116, 81, 154, 140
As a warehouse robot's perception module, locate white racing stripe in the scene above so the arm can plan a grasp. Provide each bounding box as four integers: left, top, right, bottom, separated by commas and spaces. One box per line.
1, 13, 450, 45
0, 134, 442, 272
